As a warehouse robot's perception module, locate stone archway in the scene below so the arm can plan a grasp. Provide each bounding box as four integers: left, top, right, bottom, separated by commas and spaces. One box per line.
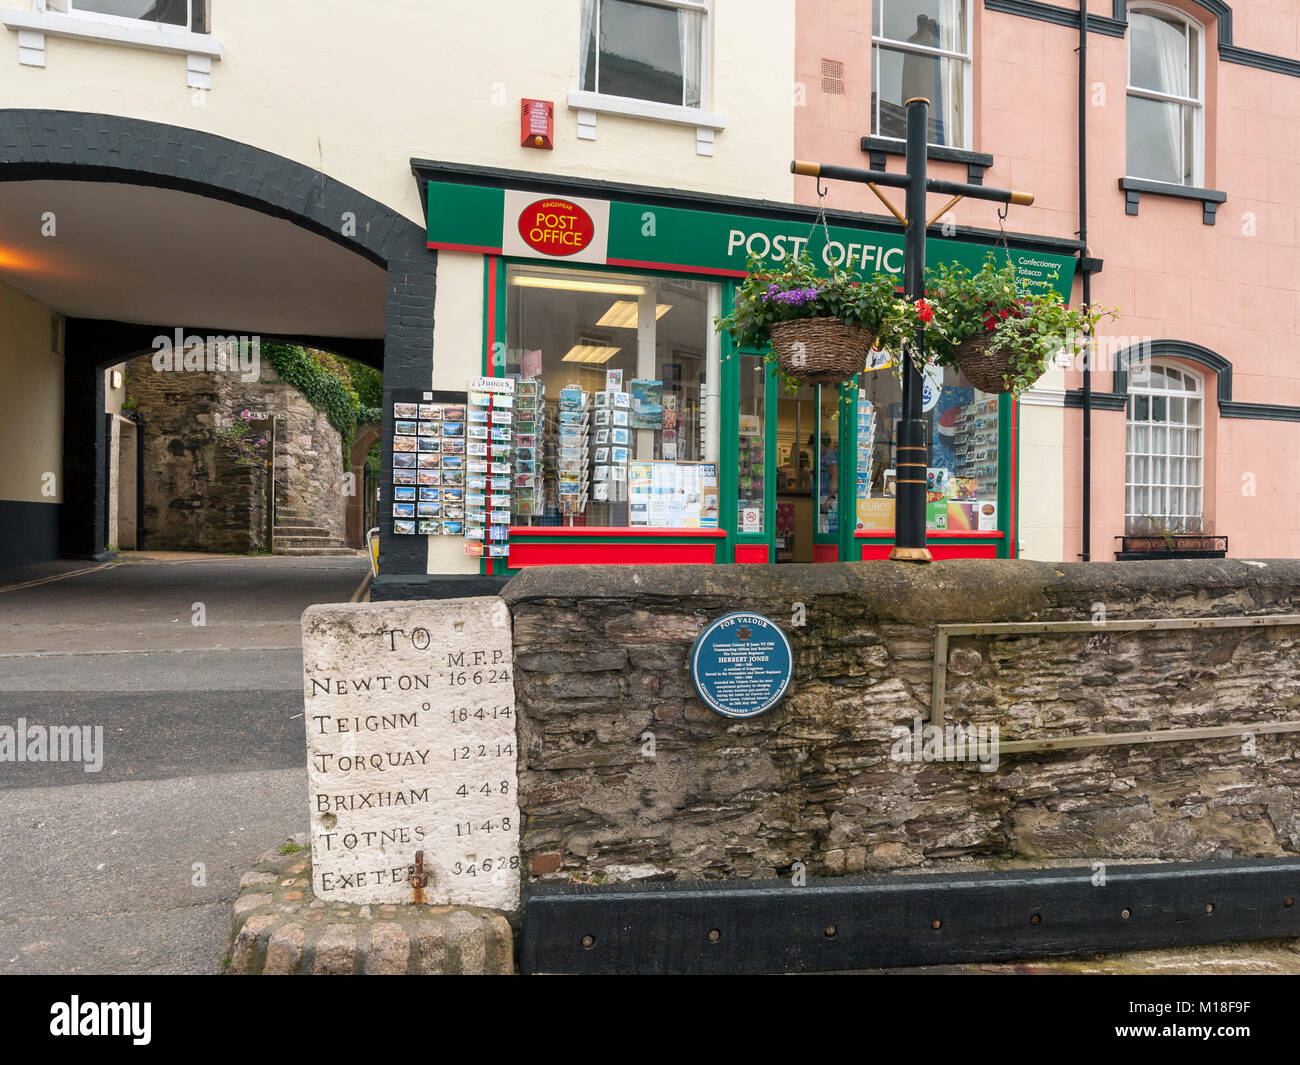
0, 110, 434, 583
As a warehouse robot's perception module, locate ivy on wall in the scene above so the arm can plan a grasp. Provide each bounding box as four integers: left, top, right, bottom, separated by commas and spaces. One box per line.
261, 343, 370, 446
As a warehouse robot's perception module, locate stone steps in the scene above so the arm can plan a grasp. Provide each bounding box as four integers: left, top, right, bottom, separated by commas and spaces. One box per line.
272, 546, 360, 557
275, 534, 345, 547
271, 494, 350, 555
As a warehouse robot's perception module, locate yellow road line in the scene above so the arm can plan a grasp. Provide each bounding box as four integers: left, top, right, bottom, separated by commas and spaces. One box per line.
0, 561, 115, 595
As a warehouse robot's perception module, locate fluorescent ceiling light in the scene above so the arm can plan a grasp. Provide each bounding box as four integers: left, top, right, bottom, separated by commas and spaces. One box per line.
562, 344, 622, 364
511, 275, 645, 296
596, 301, 672, 329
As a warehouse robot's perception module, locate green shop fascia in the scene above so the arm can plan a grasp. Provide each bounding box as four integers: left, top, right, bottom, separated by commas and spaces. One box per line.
414, 163, 1078, 573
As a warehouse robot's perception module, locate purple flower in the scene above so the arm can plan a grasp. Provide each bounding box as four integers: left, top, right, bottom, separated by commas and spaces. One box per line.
768, 286, 819, 307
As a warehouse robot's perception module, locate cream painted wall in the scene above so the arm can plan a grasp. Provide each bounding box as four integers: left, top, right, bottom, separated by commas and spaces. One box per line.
1, 1, 796, 229
0, 278, 63, 503
427, 251, 483, 577
1016, 366, 1066, 563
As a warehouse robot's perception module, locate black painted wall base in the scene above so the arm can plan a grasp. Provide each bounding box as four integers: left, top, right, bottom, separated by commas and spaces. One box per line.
520, 859, 1300, 974
0, 499, 62, 572
370, 572, 511, 601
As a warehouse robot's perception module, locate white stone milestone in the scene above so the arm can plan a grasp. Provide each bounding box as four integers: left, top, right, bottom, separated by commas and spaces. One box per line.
301, 597, 519, 909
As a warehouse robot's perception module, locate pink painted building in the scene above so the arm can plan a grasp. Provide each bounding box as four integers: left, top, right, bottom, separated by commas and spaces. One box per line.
794, 0, 1300, 561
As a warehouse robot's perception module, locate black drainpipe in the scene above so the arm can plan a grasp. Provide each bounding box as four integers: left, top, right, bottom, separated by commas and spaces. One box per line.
1078, 0, 1092, 561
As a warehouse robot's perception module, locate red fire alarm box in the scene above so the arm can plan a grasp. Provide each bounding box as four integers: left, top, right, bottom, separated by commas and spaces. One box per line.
521, 99, 554, 150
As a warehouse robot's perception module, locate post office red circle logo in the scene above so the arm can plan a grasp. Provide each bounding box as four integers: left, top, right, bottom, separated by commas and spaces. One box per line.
517, 198, 595, 257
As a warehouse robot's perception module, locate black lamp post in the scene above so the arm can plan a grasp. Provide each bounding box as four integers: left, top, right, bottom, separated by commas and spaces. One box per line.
793, 97, 1034, 562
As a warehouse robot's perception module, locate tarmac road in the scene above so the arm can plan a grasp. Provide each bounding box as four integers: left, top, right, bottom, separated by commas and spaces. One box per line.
0, 554, 369, 974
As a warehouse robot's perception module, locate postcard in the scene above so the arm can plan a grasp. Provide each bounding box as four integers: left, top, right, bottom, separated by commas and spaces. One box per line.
417, 453, 440, 468
394, 469, 418, 485
394, 402, 419, 419
393, 453, 416, 469
393, 520, 416, 535
393, 503, 415, 518
393, 486, 416, 502
393, 436, 417, 452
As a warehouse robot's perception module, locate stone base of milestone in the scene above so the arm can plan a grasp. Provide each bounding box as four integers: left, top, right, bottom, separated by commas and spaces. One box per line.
227, 835, 515, 975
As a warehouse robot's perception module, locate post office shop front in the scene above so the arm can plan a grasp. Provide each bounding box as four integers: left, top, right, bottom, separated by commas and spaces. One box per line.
415, 167, 1078, 581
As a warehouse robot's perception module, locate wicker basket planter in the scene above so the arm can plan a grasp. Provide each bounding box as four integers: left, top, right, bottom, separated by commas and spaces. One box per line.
951, 333, 1020, 394
767, 317, 876, 387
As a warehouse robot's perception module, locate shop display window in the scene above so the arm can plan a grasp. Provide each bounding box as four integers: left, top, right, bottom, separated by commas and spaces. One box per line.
503, 264, 720, 528
737, 356, 766, 534
853, 360, 1001, 535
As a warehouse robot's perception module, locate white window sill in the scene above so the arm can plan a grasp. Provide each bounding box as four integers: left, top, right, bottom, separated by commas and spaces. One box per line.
567, 90, 724, 130
568, 90, 724, 155
2, 8, 222, 58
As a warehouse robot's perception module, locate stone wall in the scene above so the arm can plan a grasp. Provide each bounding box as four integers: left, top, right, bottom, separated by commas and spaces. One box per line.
502, 560, 1300, 885
126, 351, 343, 551
271, 385, 346, 541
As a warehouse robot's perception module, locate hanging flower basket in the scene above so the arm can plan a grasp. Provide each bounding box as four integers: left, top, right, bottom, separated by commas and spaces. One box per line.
951, 332, 1018, 393
767, 317, 877, 387
906, 255, 1118, 395
714, 250, 905, 392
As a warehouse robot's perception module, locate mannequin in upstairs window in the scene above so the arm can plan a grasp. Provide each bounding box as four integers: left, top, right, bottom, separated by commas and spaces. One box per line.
901, 16, 942, 138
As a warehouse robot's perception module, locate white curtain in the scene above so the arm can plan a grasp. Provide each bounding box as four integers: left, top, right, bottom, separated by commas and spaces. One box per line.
936, 0, 964, 147
1138, 13, 1189, 182
678, 8, 703, 107
579, 0, 597, 93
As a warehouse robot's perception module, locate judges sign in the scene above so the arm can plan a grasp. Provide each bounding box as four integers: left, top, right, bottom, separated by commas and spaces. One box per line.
690, 612, 794, 719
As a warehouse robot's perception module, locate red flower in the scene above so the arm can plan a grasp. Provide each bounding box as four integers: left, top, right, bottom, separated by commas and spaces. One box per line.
999, 309, 1010, 320
984, 315, 999, 331
915, 298, 934, 323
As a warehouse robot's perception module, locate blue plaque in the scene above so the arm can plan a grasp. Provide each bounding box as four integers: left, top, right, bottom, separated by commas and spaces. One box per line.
690, 612, 794, 719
